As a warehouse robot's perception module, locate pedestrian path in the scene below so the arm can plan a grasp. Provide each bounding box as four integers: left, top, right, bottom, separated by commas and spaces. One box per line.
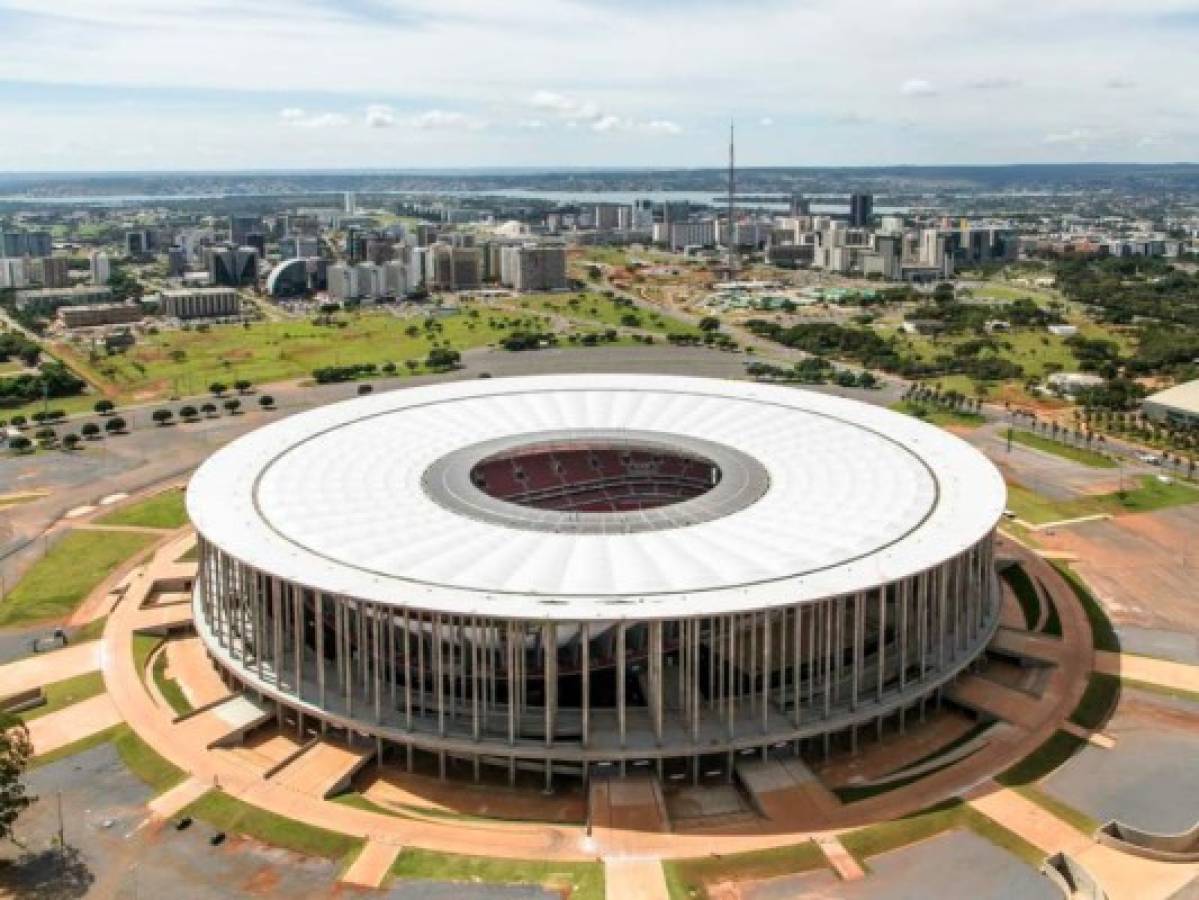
340, 839, 402, 889
604, 857, 669, 900
26, 693, 121, 755
1095, 651, 1199, 694
0, 641, 100, 696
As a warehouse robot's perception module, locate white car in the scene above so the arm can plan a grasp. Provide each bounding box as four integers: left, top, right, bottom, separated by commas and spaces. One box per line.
1137, 453, 1162, 465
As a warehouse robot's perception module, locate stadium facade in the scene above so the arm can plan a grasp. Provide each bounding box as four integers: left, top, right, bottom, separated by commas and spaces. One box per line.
188, 375, 1006, 785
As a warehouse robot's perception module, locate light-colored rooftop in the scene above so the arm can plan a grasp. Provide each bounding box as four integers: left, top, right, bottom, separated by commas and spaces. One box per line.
1144, 379, 1199, 415
187, 374, 1005, 620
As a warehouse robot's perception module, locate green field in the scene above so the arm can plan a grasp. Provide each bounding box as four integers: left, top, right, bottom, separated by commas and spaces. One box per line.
56, 310, 513, 401
510, 293, 700, 338
16, 670, 106, 722
1007, 476, 1199, 525
0, 529, 157, 627
389, 848, 603, 900
663, 842, 827, 899
96, 488, 188, 529
1006, 430, 1116, 468
152, 645, 192, 716
182, 790, 362, 861
891, 400, 985, 429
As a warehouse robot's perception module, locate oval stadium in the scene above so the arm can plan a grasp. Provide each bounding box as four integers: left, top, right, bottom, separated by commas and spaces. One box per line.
187, 374, 1006, 787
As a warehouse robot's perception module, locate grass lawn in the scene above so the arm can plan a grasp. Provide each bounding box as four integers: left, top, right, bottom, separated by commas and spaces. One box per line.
16, 670, 105, 722
1051, 563, 1121, 652
996, 730, 1085, 786
1006, 476, 1199, 526
1069, 672, 1121, 731
840, 799, 1041, 869
0, 529, 157, 627
1121, 678, 1199, 706
54, 309, 518, 402
509, 292, 700, 338
112, 724, 187, 793
663, 842, 827, 899
181, 790, 362, 862
1006, 430, 1116, 469
151, 645, 193, 716
891, 400, 985, 429
96, 488, 188, 529
1001, 565, 1041, 630
132, 633, 162, 685
389, 848, 604, 900
71, 615, 109, 644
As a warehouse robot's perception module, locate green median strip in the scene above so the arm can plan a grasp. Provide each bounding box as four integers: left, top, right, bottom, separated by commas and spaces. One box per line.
1006, 430, 1116, 468
1050, 563, 1120, 652
389, 847, 604, 900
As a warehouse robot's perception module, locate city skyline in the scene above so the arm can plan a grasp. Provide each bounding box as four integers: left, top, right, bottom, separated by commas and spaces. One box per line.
0, 0, 1197, 171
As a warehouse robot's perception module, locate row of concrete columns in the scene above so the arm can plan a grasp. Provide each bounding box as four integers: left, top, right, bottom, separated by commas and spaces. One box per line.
196, 533, 998, 780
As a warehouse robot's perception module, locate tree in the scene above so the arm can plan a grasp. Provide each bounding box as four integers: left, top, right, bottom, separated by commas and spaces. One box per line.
201, 402, 217, 417
179, 405, 198, 421
80, 422, 101, 439
34, 427, 56, 445
152, 409, 174, 427
209, 382, 227, 397
7, 435, 31, 453
258, 395, 275, 410
425, 347, 461, 371
105, 416, 127, 434
698, 316, 721, 332
357, 384, 373, 396
62, 433, 80, 450
234, 379, 253, 394
10, 415, 26, 430
0, 713, 34, 844
223, 398, 241, 415
93, 399, 115, 415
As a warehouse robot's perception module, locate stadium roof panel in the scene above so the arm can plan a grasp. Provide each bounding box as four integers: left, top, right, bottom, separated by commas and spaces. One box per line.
187, 374, 1006, 620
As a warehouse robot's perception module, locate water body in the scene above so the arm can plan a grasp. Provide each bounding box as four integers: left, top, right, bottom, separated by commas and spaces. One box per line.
0, 187, 909, 213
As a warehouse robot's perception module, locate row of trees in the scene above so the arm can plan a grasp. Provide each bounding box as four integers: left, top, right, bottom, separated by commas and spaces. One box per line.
7, 416, 128, 453
150, 395, 275, 426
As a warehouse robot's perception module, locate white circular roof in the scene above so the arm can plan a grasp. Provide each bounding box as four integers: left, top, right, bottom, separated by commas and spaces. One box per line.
187, 374, 1005, 620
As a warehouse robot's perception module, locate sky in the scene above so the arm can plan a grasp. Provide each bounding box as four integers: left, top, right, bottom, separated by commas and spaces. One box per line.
0, 0, 1196, 171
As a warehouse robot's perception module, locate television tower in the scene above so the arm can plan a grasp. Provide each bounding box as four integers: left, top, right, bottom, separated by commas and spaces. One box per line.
726, 121, 737, 279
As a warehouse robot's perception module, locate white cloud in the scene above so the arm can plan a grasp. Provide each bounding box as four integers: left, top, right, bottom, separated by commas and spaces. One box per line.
365, 104, 396, 128
279, 108, 348, 128
517, 119, 546, 129
409, 109, 486, 130
900, 78, 937, 98
529, 90, 601, 123
759, 116, 774, 127
641, 119, 682, 135
1044, 127, 1092, 145
591, 114, 625, 132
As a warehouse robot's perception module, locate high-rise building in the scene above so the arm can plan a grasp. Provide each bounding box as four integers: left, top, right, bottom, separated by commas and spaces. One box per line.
32, 256, 70, 288
0, 258, 29, 289
207, 246, 259, 287
278, 236, 309, 260
159, 287, 241, 320
383, 260, 410, 298
230, 216, 262, 247
848, 194, 874, 228
167, 247, 187, 278
344, 192, 355, 214
243, 232, 267, 258
1, 231, 53, 258
89, 251, 111, 286
500, 244, 568, 292
789, 194, 811, 217
326, 264, 360, 301
126, 230, 150, 257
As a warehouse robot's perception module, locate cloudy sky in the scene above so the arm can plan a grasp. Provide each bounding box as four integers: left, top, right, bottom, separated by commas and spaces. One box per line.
0, 0, 1196, 171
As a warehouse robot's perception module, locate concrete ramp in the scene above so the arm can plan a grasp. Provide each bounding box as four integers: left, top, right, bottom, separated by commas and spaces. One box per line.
269, 739, 375, 799
736, 756, 840, 826
989, 627, 1065, 666
177, 693, 272, 749
947, 674, 1045, 729
590, 773, 671, 836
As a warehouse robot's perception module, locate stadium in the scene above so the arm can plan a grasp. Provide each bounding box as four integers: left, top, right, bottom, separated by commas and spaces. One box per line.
187, 374, 1006, 787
